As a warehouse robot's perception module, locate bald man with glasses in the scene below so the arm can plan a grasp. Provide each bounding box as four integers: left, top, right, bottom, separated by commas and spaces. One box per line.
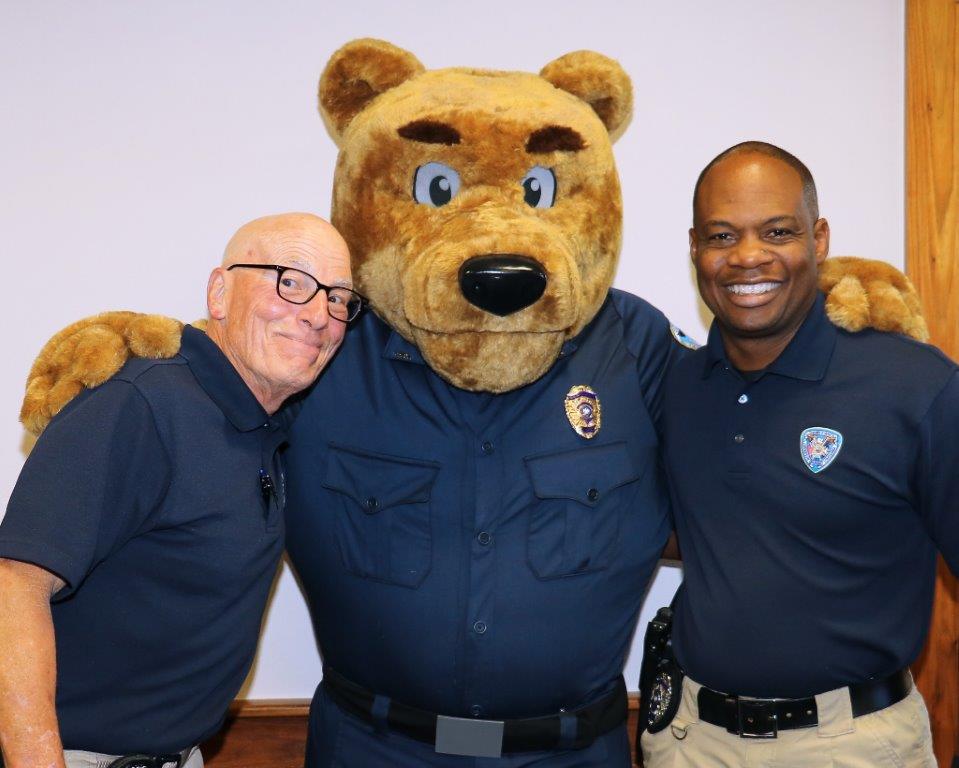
0, 213, 360, 768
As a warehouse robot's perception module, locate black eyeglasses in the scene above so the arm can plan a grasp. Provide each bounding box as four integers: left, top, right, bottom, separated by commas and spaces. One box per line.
227, 263, 366, 323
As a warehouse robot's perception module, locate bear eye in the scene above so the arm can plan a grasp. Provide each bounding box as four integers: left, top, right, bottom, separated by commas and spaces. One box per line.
413, 162, 461, 207
521, 166, 556, 209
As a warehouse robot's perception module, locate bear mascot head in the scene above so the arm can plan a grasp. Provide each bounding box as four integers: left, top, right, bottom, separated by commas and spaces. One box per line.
320, 38, 632, 393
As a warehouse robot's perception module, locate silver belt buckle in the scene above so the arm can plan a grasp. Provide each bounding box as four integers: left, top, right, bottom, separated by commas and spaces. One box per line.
435, 715, 505, 757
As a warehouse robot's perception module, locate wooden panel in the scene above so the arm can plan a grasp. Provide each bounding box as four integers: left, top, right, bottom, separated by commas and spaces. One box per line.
201, 697, 645, 767
906, 0, 959, 766
202, 701, 309, 768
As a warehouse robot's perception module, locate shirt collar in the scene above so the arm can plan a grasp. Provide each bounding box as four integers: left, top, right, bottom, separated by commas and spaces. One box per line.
702, 292, 837, 382
179, 325, 271, 432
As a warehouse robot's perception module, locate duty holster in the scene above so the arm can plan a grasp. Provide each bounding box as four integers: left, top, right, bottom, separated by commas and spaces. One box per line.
636, 604, 684, 739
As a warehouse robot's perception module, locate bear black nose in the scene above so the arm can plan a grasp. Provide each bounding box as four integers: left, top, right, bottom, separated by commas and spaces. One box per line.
458, 255, 547, 317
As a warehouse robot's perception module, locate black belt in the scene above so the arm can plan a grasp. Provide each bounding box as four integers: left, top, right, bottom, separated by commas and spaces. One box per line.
322, 667, 627, 757
696, 669, 913, 738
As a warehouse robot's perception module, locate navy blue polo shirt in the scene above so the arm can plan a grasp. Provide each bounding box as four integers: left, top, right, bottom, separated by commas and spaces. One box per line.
285, 289, 677, 720
0, 326, 286, 753
662, 293, 959, 698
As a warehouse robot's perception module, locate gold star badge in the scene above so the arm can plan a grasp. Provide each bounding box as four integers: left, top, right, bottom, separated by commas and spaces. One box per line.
564, 385, 601, 439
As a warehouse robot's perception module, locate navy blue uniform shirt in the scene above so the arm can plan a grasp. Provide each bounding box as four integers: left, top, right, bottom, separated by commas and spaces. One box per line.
662, 293, 959, 698
285, 289, 676, 727
0, 326, 286, 753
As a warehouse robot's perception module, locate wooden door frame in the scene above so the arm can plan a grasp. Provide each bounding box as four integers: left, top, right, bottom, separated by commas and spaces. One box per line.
906, 1, 959, 766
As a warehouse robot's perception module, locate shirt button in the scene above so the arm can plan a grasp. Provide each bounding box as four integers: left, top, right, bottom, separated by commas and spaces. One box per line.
470, 704, 484, 717
473, 620, 488, 634
365, 497, 379, 512
481, 441, 494, 455
733, 434, 745, 444
586, 487, 600, 502
738, 394, 749, 404
477, 531, 492, 546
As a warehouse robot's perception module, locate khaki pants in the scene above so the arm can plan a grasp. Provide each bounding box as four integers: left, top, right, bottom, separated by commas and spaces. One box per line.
641, 677, 936, 768
64, 747, 203, 768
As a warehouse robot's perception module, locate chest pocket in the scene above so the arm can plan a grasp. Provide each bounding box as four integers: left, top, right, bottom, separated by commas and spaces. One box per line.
524, 441, 642, 579
322, 444, 439, 589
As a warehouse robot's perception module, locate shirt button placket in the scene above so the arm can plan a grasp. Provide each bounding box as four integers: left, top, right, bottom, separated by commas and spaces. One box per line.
467, 436, 497, 721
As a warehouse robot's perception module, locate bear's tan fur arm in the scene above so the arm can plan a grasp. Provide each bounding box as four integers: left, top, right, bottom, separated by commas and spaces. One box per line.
20, 312, 185, 436
820, 257, 929, 343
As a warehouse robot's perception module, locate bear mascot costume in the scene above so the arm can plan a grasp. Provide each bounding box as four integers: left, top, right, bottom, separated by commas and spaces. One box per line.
19, 39, 926, 767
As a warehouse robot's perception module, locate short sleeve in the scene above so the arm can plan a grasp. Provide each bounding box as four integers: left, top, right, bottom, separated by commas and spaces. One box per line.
915, 370, 959, 576
619, 301, 696, 438
0, 379, 171, 597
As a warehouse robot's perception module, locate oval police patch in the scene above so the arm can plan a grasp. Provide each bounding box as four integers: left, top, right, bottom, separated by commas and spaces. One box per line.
670, 324, 700, 350
800, 427, 843, 473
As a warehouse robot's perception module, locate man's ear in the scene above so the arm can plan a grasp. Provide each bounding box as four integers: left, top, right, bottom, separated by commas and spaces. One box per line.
689, 227, 698, 264
319, 38, 425, 144
540, 51, 633, 141
207, 268, 228, 320
813, 218, 830, 265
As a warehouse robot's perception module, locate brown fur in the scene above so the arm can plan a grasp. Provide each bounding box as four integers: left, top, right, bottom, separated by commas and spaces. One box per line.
21, 312, 182, 435
526, 126, 585, 154
397, 120, 461, 145
19, 41, 929, 434
325, 52, 624, 391
539, 51, 633, 139
319, 39, 424, 142
819, 256, 929, 341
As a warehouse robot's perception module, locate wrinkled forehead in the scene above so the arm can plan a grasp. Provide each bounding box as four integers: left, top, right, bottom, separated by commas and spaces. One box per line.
259, 230, 352, 284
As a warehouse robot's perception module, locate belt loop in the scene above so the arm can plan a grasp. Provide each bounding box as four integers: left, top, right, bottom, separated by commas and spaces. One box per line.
814, 685, 854, 738
558, 712, 578, 749
371, 694, 391, 736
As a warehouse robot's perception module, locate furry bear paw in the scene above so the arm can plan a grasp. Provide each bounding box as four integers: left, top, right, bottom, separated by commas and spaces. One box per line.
819, 257, 928, 342
21, 312, 184, 435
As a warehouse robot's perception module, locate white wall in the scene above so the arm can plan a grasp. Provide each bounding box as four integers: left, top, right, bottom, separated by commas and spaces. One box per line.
0, 1, 904, 699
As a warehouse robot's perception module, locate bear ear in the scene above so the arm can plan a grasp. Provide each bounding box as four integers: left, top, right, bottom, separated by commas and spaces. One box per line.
319, 38, 425, 143
540, 51, 633, 140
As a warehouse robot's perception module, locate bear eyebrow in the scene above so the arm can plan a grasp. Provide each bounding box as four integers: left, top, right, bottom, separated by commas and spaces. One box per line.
526, 126, 586, 154
397, 120, 461, 145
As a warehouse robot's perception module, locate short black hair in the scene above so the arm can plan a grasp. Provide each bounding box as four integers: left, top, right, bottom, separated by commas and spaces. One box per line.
692, 141, 819, 224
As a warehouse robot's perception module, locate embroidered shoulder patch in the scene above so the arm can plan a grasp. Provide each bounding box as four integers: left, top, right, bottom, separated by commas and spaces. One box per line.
800, 427, 843, 473
669, 324, 700, 350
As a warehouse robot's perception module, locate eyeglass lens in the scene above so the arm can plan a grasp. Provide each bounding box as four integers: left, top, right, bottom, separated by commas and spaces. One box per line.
278, 268, 361, 321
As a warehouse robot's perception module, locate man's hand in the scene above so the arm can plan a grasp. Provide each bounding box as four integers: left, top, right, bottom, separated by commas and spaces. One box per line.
818, 257, 929, 342
20, 312, 186, 436
0, 559, 66, 768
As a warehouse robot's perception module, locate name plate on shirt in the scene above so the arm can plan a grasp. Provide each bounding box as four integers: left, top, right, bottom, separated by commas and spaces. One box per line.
435, 715, 505, 757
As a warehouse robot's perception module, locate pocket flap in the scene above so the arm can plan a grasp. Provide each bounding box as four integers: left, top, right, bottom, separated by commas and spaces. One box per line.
524, 441, 641, 507
322, 444, 440, 513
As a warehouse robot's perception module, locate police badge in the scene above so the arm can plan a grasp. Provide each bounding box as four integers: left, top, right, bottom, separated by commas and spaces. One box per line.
564, 385, 601, 439
800, 427, 843, 474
